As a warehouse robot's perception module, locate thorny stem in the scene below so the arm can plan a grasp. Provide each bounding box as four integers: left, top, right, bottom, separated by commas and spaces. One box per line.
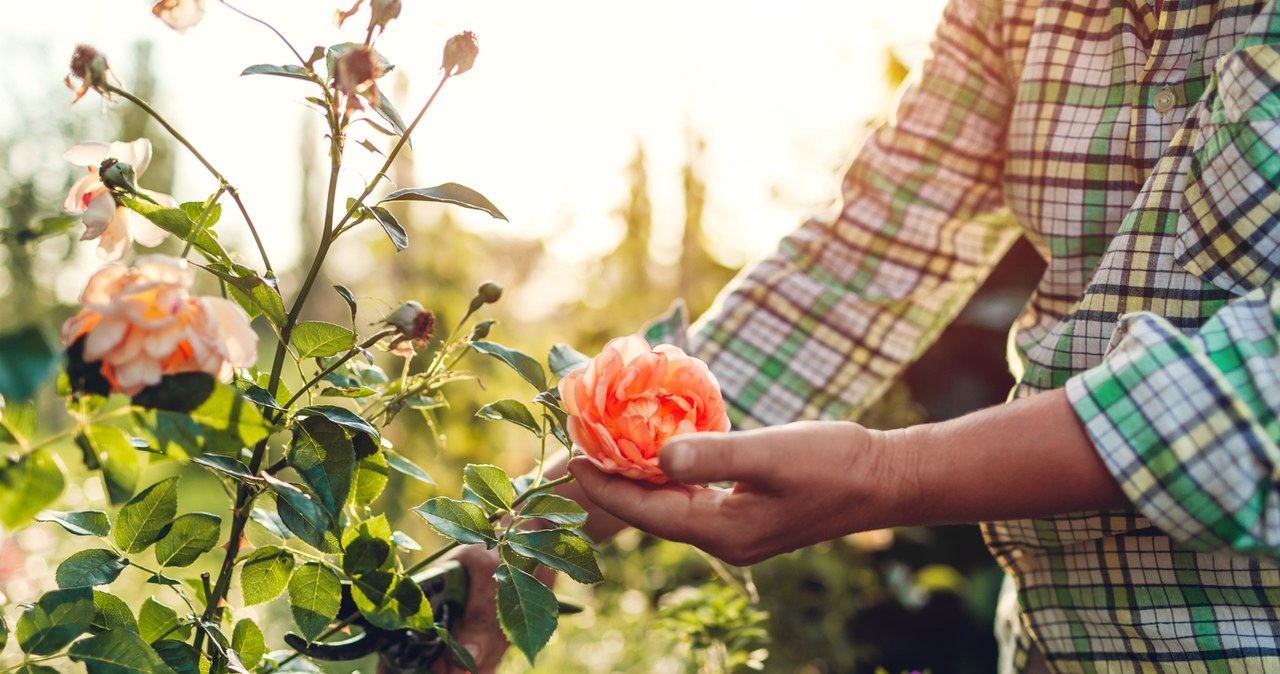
103, 84, 275, 275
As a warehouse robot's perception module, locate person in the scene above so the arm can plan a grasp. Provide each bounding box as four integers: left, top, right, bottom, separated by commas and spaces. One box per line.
436, 0, 1280, 671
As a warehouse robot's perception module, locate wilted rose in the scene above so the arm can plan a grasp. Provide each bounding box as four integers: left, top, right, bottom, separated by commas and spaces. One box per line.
65, 44, 112, 104
152, 0, 207, 33
335, 45, 382, 111
558, 335, 730, 484
382, 301, 436, 356
62, 255, 258, 395
441, 31, 478, 77
63, 139, 174, 261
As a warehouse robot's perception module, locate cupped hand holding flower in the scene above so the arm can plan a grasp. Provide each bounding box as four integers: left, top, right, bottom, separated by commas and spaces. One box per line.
63, 139, 173, 261
62, 255, 258, 395
557, 335, 730, 484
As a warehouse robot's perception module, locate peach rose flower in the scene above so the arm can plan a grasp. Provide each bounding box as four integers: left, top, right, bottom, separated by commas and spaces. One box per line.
151, 0, 207, 33
558, 335, 730, 484
62, 255, 258, 395
64, 139, 172, 261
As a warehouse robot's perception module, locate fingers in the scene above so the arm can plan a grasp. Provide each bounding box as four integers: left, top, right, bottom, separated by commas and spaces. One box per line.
568, 457, 726, 542
659, 428, 782, 485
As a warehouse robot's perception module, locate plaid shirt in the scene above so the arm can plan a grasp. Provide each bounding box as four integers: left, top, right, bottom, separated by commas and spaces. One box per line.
650, 0, 1280, 670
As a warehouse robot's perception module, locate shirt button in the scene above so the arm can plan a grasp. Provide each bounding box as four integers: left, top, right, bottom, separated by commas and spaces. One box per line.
1153, 87, 1177, 113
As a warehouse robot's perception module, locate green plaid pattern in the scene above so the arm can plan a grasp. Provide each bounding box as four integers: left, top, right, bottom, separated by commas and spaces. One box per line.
649, 0, 1280, 670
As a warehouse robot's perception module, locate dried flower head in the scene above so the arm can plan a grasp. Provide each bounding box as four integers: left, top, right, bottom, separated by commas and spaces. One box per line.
441, 31, 479, 77
335, 45, 383, 111
65, 45, 112, 104
382, 301, 436, 356
151, 0, 207, 34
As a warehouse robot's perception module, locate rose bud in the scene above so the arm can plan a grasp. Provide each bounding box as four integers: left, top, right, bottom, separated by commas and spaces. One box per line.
382, 301, 436, 356
369, 0, 401, 31
466, 280, 503, 315
441, 31, 479, 77
558, 335, 731, 484
335, 45, 382, 111
469, 319, 496, 342
65, 45, 112, 104
98, 159, 139, 196
151, 0, 207, 34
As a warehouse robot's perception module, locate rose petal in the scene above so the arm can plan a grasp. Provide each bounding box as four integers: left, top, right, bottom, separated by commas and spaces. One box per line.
80, 192, 117, 241
64, 142, 111, 166
95, 208, 133, 261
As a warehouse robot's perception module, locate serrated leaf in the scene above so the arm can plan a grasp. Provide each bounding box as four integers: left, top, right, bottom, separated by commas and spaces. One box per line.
69, 629, 180, 674
372, 92, 409, 138
412, 497, 496, 547
435, 627, 478, 674
463, 464, 515, 511
333, 285, 358, 323
237, 380, 284, 413
16, 587, 94, 655
179, 201, 222, 229
390, 530, 421, 551
232, 619, 265, 670
495, 564, 557, 664
37, 510, 110, 537
266, 477, 335, 553
296, 405, 379, 442
78, 425, 140, 505
350, 571, 433, 632
470, 341, 547, 391
56, 549, 130, 588
0, 448, 65, 529
518, 494, 588, 528
151, 640, 200, 674
476, 399, 541, 435
138, 598, 188, 644
191, 455, 257, 483
10, 664, 58, 674
240, 546, 295, 606
548, 344, 590, 378
379, 184, 507, 221
241, 63, 312, 81
154, 513, 222, 568
383, 449, 434, 485
119, 197, 228, 262
292, 321, 356, 358
341, 515, 393, 577
369, 206, 407, 251
113, 477, 179, 554
0, 325, 59, 401
209, 265, 287, 330
287, 563, 341, 642
91, 591, 138, 634
287, 417, 354, 517
249, 508, 291, 539
352, 451, 389, 507
131, 375, 272, 459
506, 530, 603, 584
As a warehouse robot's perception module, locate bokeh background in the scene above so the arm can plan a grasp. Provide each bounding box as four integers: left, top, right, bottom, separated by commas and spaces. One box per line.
0, 1, 1047, 671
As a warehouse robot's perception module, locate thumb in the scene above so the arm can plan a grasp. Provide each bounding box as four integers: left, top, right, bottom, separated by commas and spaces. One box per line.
660, 430, 776, 485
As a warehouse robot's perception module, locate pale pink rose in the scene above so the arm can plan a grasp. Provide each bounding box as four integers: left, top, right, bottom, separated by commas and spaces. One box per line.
151, 0, 207, 33
63, 139, 173, 261
558, 335, 730, 484
62, 255, 258, 396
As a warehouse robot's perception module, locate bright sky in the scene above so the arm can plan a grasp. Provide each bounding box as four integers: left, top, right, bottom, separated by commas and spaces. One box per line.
2, 0, 946, 296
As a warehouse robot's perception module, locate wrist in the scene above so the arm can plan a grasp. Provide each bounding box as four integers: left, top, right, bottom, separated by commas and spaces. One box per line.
864, 424, 930, 529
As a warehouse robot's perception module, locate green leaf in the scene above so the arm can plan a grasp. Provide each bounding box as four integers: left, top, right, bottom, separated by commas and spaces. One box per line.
341, 515, 393, 577
371, 91, 410, 138
178, 201, 222, 229
463, 464, 515, 511
266, 476, 336, 553
495, 564, 558, 664
241, 64, 312, 81
138, 598, 188, 644
240, 546, 295, 606
131, 375, 272, 459
249, 507, 291, 539
11, 213, 79, 244
518, 494, 588, 528
287, 563, 341, 642
0, 326, 59, 401
351, 451, 389, 507
17, 587, 94, 654
56, 549, 130, 588
390, 530, 421, 551
154, 513, 221, 568
413, 497, 497, 547
9, 664, 58, 674
287, 417, 354, 517
91, 591, 137, 634
367, 206, 408, 251
475, 399, 541, 435
119, 197, 228, 262
0, 612, 6, 651
77, 425, 140, 505
295, 405, 379, 445
548, 344, 590, 379
208, 264, 287, 330
151, 640, 200, 674
190, 455, 257, 484
435, 627, 478, 674
0, 448, 65, 529
37, 510, 110, 537
470, 341, 547, 391
382, 449, 434, 486
70, 629, 180, 674
350, 572, 433, 632
232, 619, 265, 670
113, 477, 180, 554
292, 321, 356, 358
333, 285, 358, 324
379, 184, 508, 221
505, 530, 603, 584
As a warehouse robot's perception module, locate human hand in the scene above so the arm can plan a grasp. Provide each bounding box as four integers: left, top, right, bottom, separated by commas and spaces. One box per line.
569, 420, 899, 566
429, 544, 556, 673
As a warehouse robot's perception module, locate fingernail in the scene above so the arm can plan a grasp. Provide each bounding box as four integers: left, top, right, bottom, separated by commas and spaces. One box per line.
665, 444, 692, 474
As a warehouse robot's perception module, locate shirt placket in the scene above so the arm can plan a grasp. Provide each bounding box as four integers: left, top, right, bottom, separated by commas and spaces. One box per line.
1129, 0, 1199, 177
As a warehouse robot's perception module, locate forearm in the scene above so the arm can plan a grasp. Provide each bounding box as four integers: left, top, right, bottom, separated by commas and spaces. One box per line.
887, 388, 1129, 527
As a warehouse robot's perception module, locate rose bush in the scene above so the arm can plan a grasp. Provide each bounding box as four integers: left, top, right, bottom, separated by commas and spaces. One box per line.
559, 335, 730, 484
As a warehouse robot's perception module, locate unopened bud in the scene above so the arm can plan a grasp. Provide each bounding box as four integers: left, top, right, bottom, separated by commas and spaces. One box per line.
382, 300, 423, 334
478, 281, 503, 304
99, 159, 139, 195
369, 0, 401, 30
469, 319, 495, 342
441, 31, 479, 77
66, 45, 111, 104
